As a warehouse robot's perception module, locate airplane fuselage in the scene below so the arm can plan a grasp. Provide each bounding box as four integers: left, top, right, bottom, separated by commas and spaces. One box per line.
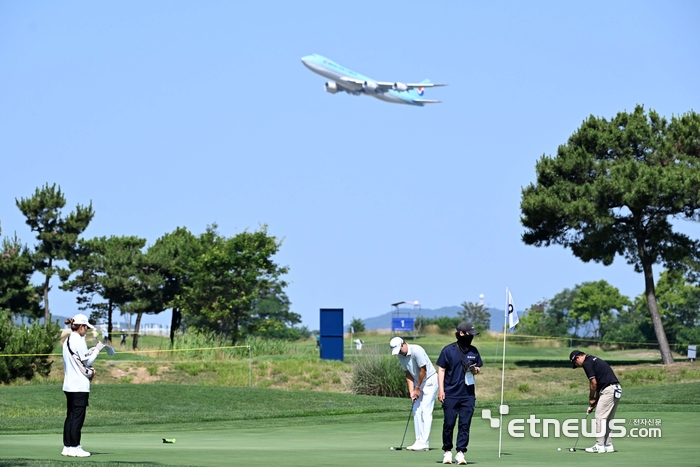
301, 54, 440, 106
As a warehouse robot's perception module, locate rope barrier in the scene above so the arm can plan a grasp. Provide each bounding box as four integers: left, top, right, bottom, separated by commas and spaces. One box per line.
0, 345, 251, 358
493, 332, 677, 347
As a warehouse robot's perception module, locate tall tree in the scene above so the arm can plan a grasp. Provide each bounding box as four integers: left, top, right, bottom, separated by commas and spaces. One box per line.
515, 286, 580, 337
244, 287, 303, 337
458, 301, 491, 332
0, 230, 41, 321
546, 286, 580, 336
521, 106, 700, 364
634, 270, 700, 350
122, 247, 168, 350
62, 235, 145, 341
176, 224, 288, 345
16, 184, 94, 322
147, 227, 198, 344
569, 280, 630, 341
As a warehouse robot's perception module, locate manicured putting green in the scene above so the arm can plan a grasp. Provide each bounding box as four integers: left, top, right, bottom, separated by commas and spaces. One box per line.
0, 411, 697, 466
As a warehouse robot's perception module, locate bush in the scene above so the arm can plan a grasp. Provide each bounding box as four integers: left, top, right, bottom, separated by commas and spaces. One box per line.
431, 316, 461, 333
0, 309, 61, 384
350, 351, 407, 397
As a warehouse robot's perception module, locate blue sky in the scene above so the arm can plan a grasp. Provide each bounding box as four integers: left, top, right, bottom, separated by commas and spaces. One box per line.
1, 1, 699, 330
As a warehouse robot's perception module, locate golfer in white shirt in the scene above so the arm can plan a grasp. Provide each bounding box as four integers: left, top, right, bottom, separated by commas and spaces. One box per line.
62, 313, 105, 458
390, 336, 438, 451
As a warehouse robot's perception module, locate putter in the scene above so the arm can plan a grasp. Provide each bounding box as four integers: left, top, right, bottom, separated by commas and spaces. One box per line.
390, 401, 414, 450
570, 409, 592, 452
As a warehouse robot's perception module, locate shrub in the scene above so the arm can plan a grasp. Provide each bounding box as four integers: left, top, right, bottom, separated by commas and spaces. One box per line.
431, 316, 461, 332
0, 309, 61, 384
350, 351, 407, 397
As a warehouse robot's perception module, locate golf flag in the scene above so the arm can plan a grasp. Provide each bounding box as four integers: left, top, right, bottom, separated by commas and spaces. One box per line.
507, 290, 518, 332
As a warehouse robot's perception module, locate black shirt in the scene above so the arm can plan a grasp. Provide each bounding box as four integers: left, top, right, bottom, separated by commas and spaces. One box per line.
582, 355, 619, 393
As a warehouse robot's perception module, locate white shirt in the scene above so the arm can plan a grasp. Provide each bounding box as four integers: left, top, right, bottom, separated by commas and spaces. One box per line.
397, 344, 437, 387
62, 332, 99, 392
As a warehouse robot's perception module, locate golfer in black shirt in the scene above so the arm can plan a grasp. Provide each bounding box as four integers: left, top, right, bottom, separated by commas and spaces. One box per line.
570, 350, 622, 453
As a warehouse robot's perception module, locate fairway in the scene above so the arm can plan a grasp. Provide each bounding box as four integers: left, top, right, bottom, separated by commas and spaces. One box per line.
0, 410, 697, 466
1, 350, 699, 466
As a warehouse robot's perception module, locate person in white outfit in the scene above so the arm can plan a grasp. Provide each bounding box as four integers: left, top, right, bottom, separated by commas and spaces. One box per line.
390, 336, 438, 451
62, 313, 105, 458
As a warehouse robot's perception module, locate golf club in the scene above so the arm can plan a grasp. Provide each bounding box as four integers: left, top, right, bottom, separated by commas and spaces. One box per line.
570, 408, 592, 452
390, 401, 414, 451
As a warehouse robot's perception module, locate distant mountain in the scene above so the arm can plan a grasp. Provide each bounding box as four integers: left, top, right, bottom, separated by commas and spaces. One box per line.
350, 306, 506, 332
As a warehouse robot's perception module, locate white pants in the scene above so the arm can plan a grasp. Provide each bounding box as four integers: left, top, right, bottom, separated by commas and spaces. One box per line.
413, 374, 438, 445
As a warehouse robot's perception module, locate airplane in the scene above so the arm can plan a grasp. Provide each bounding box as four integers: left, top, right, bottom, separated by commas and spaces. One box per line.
301, 54, 446, 106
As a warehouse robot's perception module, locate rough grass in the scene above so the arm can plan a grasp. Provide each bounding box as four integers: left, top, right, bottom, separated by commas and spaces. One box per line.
9, 335, 700, 404
349, 349, 407, 397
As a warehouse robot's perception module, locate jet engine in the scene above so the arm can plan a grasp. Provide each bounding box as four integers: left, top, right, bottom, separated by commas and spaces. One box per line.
392, 82, 408, 92
363, 81, 379, 93
324, 81, 338, 94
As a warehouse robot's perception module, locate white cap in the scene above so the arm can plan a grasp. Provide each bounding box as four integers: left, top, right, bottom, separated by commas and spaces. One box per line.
72, 313, 95, 329
390, 336, 404, 355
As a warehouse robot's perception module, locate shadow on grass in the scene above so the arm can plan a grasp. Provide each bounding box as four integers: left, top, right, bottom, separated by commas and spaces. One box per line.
0, 460, 181, 467
512, 358, 664, 368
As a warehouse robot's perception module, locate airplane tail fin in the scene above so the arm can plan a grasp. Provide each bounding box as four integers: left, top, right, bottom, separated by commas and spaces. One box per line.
409, 79, 432, 98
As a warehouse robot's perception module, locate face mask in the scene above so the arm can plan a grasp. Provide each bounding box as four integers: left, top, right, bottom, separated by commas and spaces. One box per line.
456, 333, 473, 347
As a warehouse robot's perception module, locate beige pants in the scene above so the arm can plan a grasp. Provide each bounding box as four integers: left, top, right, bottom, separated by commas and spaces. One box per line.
595, 384, 621, 446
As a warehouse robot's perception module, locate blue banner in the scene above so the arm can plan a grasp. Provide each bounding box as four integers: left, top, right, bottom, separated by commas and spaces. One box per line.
391, 317, 414, 332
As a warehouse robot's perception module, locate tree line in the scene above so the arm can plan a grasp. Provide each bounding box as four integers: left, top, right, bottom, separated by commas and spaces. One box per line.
521, 105, 700, 363
1, 184, 307, 350
515, 275, 700, 353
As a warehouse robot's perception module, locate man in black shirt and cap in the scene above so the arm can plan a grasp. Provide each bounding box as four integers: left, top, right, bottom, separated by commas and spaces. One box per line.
570, 350, 622, 453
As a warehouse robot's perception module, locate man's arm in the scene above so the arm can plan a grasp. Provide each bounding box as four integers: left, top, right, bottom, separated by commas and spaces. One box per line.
405, 370, 415, 397
437, 366, 446, 402
588, 377, 598, 409
411, 366, 427, 402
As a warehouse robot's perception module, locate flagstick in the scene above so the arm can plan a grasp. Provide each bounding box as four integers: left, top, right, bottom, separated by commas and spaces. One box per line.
499, 288, 508, 458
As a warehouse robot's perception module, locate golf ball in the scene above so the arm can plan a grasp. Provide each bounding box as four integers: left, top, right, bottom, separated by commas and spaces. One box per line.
390, 447, 394, 450
558, 448, 561, 451
569, 448, 575, 452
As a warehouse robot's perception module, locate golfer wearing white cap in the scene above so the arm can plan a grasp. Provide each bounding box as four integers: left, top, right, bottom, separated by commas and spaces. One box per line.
390, 336, 438, 451
61, 313, 105, 458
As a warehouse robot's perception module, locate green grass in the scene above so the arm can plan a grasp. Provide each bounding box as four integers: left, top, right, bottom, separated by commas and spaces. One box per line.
2, 337, 698, 465
0, 407, 698, 466
0, 385, 411, 434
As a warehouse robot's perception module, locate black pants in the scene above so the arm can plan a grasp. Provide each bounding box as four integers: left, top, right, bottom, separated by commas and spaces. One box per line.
442, 397, 475, 452
63, 391, 89, 447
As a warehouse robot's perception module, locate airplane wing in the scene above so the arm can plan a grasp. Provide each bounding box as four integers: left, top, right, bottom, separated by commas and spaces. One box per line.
412, 99, 442, 104
340, 77, 447, 91
378, 81, 447, 89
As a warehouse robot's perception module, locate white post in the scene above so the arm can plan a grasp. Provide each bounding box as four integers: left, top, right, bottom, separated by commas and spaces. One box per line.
248, 345, 253, 387
498, 288, 508, 458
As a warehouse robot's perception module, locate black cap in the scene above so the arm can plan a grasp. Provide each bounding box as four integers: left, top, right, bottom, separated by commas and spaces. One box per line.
569, 350, 584, 368
456, 322, 479, 336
